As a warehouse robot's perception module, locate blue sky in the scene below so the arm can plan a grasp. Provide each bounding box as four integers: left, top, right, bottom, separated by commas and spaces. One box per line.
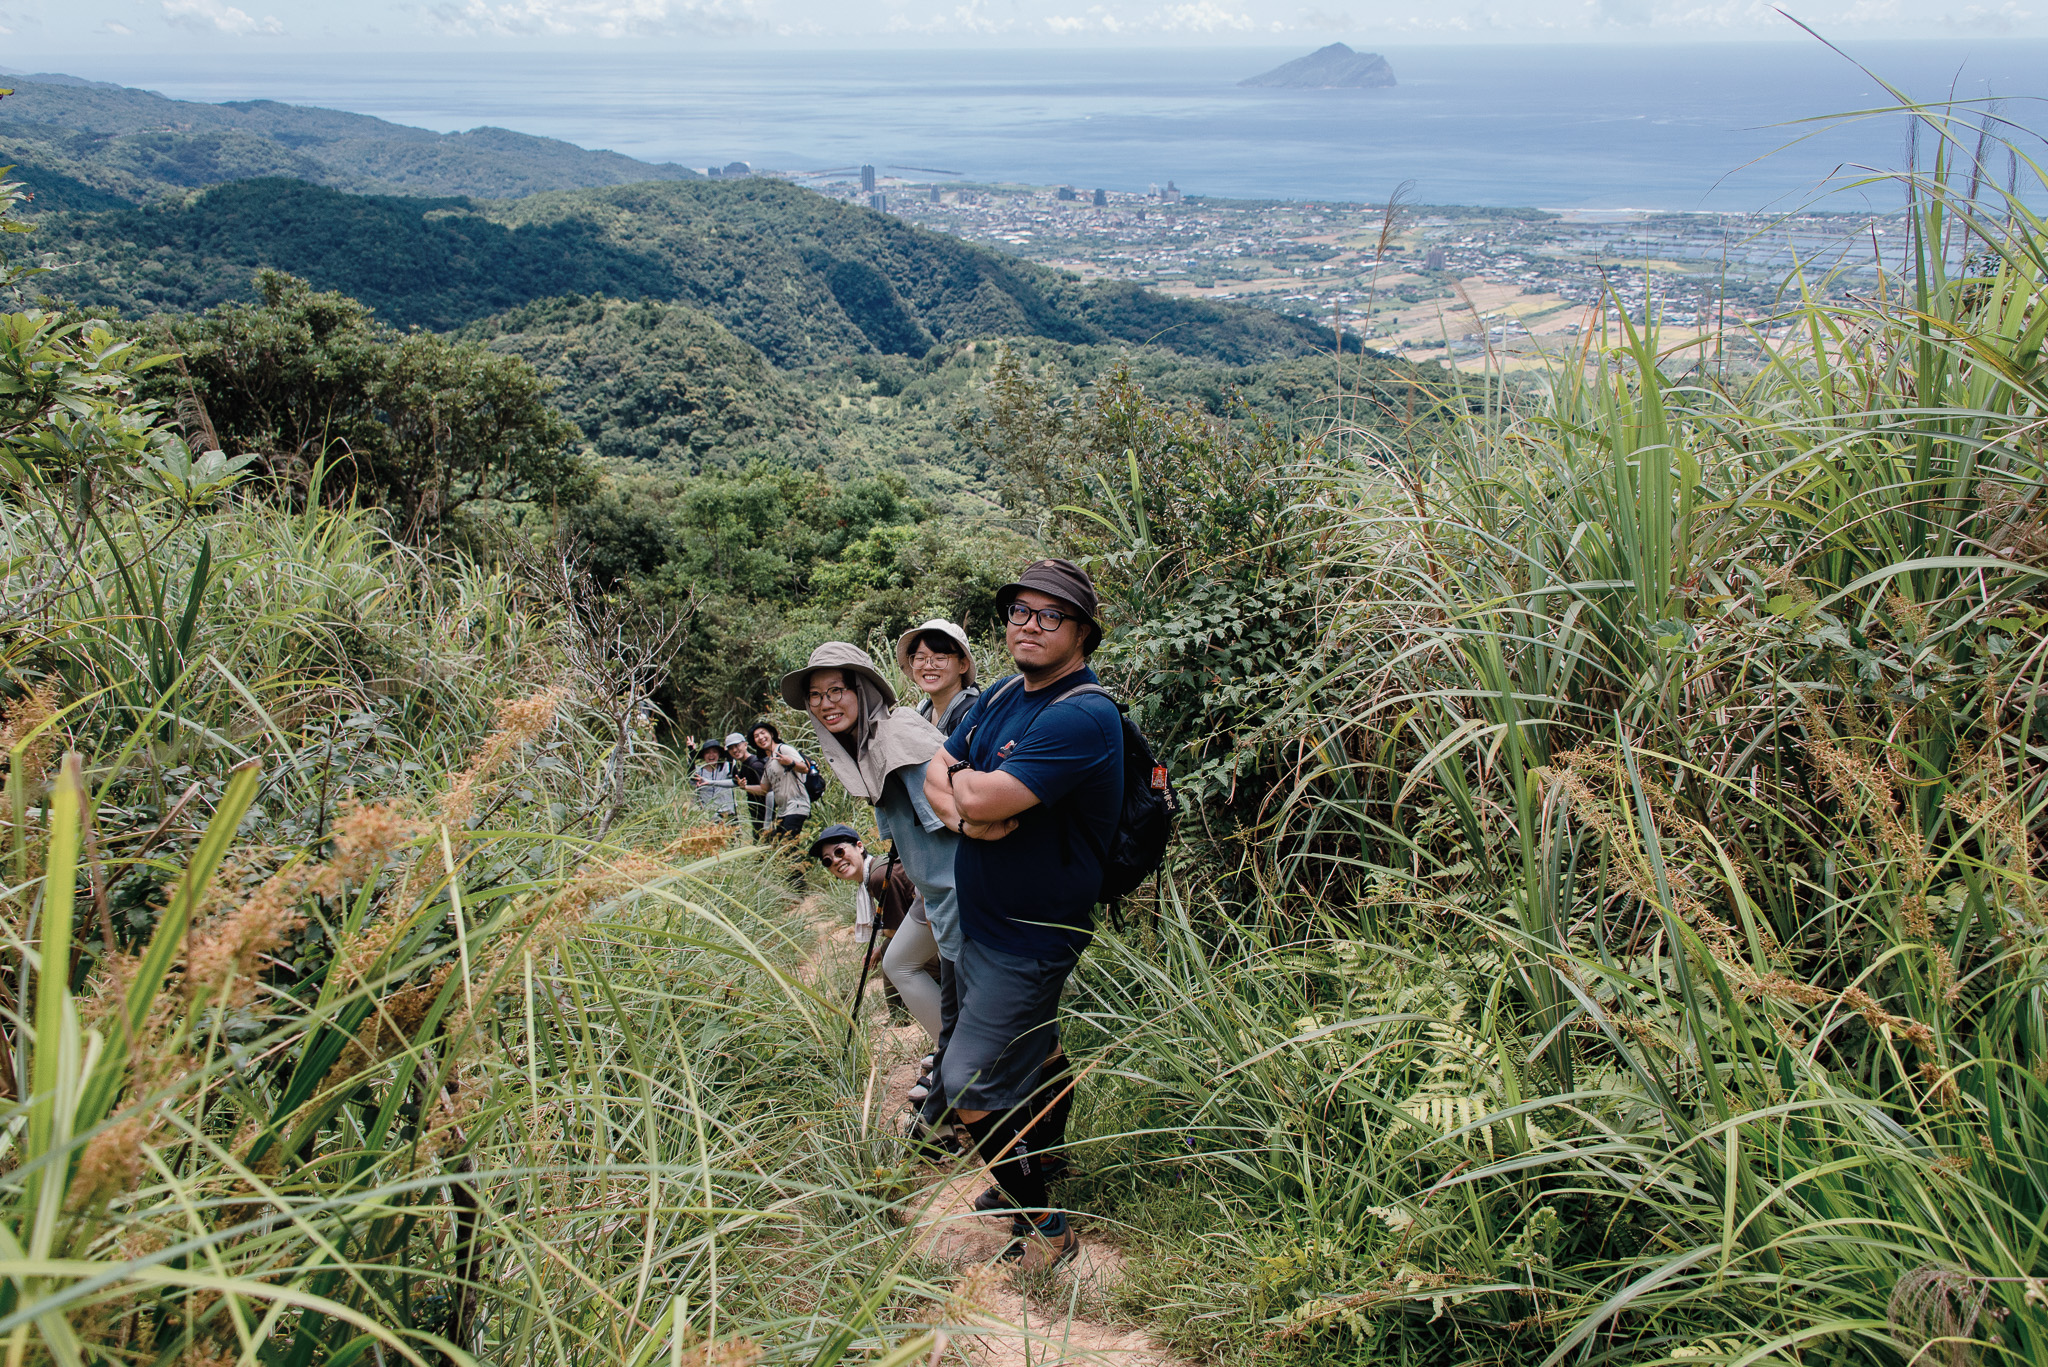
3, 0, 2041, 51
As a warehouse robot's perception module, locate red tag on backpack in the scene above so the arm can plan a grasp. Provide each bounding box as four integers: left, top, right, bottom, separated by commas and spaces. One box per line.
1150, 765, 1169, 792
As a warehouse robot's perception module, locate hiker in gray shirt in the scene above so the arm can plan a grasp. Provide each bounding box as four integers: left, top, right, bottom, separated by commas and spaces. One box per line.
739, 720, 811, 841
690, 738, 738, 821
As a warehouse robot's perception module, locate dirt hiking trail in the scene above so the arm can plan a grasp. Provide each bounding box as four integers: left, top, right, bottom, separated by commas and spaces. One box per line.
801, 907, 1187, 1367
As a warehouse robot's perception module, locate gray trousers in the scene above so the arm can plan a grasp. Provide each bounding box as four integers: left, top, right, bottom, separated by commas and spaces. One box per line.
880, 912, 943, 1044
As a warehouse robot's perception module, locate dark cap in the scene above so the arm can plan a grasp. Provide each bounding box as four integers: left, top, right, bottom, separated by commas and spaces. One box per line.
807, 823, 863, 864
995, 558, 1103, 654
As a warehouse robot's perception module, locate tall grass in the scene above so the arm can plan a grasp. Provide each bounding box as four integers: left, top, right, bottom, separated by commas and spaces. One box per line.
1050, 106, 2046, 1365
0, 326, 965, 1361
5, 104, 2047, 1367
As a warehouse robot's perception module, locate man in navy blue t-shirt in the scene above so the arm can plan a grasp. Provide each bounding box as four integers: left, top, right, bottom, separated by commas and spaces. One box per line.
924, 558, 1122, 1271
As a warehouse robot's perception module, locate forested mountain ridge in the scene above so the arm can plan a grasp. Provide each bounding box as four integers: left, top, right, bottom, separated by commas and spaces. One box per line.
463, 296, 819, 471
0, 71, 697, 204
36, 176, 1359, 367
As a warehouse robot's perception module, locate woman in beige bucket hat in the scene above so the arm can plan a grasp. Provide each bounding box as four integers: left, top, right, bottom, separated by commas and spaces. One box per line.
780, 642, 961, 1055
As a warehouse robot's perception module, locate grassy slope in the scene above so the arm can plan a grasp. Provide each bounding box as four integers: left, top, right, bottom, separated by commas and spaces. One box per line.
5, 110, 2044, 1367
1030, 160, 2048, 1365
0, 72, 698, 200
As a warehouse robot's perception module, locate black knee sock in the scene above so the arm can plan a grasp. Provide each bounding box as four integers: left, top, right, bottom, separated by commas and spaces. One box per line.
1030, 1057, 1075, 1160
920, 958, 960, 1125
960, 1112, 1048, 1216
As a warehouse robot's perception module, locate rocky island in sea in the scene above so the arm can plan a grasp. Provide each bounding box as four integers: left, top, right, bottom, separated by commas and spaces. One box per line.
1240, 43, 1397, 90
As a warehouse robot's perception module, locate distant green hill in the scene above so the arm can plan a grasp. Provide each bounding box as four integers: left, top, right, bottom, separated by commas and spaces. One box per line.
463, 297, 819, 471
40, 177, 1357, 367
454, 290, 1425, 520
0, 72, 697, 203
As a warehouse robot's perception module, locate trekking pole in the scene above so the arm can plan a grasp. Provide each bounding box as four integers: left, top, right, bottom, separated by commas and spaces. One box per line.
843, 914, 885, 1052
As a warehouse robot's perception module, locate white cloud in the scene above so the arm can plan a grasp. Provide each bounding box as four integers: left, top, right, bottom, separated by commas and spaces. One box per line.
1943, 0, 2031, 28
1651, 0, 1784, 26
163, 0, 285, 34
884, 0, 1016, 31
1150, 0, 1255, 28
1045, 5, 1125, 32
1036, 0, 1256, 30
1589, 0, 1651, 23
426, 0, 764, 37
23, 0, 2023, 45
100, 19, 135, 32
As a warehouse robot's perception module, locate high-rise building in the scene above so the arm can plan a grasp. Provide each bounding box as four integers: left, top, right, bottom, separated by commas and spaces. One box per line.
1425, 248, 1447, 271
868, 192, 888, 211
860, 165, 877, 192
1092, 188, 1107, 206
931, 186, 942, 202
1056, 185, 1077, 201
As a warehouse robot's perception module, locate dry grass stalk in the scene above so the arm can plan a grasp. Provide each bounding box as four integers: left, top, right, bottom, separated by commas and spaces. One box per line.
1889, 1263, 1992, 1367
184, 862, 319, 1008
1802, 718, 1935, 938
389, 689, 564, 909
1537, 749, 1744, 959
0, 680, 60, 791
65, 1115, 153, 1212
669, 1336, 763, 1367
1941, 711, 2042, 926
328, 798, 421, 880
436, 689, 565, 830
317, 964, 455, 1096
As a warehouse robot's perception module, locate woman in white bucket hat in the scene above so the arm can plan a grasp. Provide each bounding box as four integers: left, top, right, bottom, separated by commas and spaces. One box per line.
894, 619, 980, 737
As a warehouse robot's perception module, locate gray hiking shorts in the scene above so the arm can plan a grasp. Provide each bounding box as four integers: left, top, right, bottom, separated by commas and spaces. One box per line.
939, 936, 1078, 1114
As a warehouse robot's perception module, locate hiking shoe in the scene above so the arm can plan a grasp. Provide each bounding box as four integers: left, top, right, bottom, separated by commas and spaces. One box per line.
906, 1077, 932, 1103
920, 1054, 936, 1070
896, 1111, 954, 1165
973, 1185, 1015, 1216
998, 1215, 1079, 1271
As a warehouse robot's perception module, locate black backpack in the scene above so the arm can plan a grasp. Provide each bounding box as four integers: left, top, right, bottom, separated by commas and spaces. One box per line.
803, 751, 828, 803
971, 677, 1177, 911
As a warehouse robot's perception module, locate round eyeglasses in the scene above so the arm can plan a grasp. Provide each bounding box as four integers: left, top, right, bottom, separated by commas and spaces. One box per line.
1004, 602, 1073, 632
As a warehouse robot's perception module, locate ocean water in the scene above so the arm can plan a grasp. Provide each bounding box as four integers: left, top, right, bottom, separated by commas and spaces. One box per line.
24, 42, 2048, 211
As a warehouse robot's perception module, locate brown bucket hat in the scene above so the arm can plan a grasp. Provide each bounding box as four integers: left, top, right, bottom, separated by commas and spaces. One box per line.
995, 558, 1103, 653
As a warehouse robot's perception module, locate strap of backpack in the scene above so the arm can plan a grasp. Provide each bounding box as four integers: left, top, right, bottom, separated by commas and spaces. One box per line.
963, 679, 1121, 879
958, 673, 1029, 755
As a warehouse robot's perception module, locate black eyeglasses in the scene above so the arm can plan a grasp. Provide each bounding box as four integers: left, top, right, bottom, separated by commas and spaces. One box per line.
1004, 602, 1073, 632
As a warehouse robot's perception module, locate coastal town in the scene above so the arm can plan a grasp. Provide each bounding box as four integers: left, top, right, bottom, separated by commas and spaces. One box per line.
792, 169, 1909, 369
